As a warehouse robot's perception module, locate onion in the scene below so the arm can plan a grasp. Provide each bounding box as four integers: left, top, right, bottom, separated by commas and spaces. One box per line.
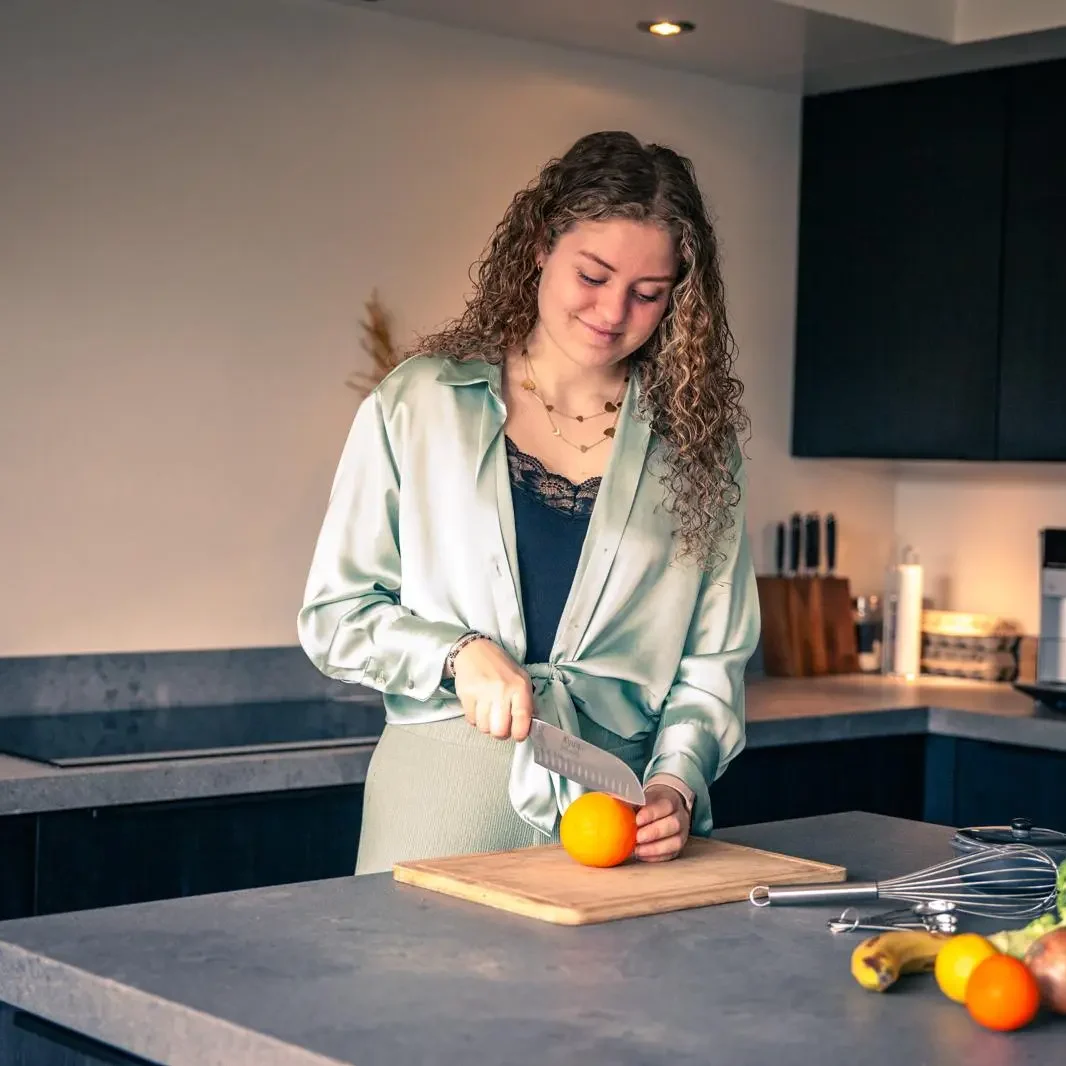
1024, 928, 1066, 1014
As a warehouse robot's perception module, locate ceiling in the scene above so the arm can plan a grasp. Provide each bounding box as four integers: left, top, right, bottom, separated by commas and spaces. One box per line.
326, 0, 1066, 93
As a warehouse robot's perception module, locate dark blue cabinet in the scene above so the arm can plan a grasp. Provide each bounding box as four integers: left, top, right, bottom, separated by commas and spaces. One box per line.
939, 738, 1066, 830
0, 785, 363, 922
711, 735, 1066, 832
792, 56, 1066, 462
998, 58, 1066, 461
710, 735, 927, 828
0, 815, 34, 920
0, 1005, 153, 1066
792, 70, 1007, 460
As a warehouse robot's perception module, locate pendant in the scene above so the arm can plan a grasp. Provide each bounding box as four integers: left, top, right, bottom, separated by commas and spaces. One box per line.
575, 414, 584, 422
604, 401, 617, 413
521, 379, 536, 391
580, 444, 588, 453
553, 428, 561, 437
603, 427, 615, 438
545, 404, 554, 412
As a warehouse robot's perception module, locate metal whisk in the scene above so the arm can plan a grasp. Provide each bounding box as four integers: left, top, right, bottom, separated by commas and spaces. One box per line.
749, 843, 1059, 920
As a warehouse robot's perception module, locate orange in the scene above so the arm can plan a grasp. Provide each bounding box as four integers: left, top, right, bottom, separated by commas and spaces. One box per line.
965, 954, 1041, 1032
560, 792, 637, 868
934, 933, 1000, 1003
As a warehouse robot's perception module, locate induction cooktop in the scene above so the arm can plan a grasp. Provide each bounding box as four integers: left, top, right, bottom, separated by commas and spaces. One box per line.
0, 699, 384, 767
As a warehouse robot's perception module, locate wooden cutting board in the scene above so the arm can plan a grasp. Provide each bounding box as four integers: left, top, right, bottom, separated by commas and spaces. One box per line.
393, 838, 846, 925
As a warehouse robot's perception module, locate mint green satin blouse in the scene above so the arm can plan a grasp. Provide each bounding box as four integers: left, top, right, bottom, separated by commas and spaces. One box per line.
297, 354, 761, 838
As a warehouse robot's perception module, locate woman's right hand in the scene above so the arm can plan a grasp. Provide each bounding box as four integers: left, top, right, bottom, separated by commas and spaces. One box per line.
453, 638, 535, 742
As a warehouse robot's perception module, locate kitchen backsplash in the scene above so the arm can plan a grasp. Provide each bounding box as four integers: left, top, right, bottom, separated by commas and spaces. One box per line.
0, 645, 768, 718
895, 467, 1066, 635
0, 647, 347, 717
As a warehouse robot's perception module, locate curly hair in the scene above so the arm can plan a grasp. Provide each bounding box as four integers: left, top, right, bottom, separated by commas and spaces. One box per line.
410, 130, 749, 569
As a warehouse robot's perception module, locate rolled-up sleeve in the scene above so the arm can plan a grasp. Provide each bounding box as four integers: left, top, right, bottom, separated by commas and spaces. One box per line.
642, 452, 761, 836
297, 391, 469, 700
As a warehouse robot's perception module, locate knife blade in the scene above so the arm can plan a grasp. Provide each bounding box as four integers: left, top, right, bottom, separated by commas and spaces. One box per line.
528, 719, 645, 807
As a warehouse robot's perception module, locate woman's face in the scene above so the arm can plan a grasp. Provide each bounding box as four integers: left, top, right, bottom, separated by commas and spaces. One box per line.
534, 218, 678, 372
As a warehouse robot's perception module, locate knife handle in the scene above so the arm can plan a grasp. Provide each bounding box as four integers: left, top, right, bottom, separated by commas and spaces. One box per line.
826, 513, 837, 574
775, 522, 785, 576
805, 513, 820, 574
788, 513, 801, 575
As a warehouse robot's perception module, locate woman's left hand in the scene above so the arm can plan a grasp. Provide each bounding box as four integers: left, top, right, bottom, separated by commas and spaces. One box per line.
633, 783, 691, 862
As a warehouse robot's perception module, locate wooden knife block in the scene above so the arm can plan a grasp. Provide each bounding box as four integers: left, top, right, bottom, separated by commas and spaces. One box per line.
757, 575, 859, 677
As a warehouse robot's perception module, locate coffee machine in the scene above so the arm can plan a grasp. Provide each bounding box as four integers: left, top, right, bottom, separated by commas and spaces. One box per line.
1015, 528, 1066, 711
1038, 529, 1066, 684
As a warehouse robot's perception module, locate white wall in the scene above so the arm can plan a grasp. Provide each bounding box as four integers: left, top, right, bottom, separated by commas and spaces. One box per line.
0, 0, 897, 656
894, 466, 1066, 634
955, 0, 1066, 42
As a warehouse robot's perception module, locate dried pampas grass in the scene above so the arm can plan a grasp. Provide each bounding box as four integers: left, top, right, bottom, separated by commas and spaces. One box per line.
345, 290, 400, 397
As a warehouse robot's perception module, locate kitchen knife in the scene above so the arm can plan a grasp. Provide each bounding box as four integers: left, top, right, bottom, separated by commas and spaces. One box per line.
805, 513, 821, 574
826, 513, 837, 574
788, 513, 802, 575
528, 719, 646, 807
775, 521, 786, 576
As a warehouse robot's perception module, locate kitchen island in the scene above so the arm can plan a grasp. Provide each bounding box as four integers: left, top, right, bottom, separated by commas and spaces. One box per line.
0, 810, 1061, 1066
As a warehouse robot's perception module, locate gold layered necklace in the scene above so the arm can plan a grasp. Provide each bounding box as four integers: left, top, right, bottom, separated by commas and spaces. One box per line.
520, 348, 628, 454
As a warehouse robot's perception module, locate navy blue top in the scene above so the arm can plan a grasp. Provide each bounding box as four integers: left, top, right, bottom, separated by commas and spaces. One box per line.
506, 437, 601, 666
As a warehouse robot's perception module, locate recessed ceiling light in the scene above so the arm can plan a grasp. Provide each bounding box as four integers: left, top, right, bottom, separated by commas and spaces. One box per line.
637, 20, 695, 37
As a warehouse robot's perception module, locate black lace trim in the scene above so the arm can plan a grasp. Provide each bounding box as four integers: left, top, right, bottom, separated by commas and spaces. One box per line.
505, 437, 601, 518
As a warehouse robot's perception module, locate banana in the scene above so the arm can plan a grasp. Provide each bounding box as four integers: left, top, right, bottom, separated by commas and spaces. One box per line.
850, 930, 950, 992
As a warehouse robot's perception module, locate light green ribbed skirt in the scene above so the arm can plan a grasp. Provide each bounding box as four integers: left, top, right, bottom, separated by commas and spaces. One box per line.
354, 714, 650, 875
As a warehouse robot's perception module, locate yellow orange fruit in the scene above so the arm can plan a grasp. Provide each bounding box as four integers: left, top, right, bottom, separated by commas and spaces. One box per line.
560, 792, 637, 868
935, 933, 1000, 1003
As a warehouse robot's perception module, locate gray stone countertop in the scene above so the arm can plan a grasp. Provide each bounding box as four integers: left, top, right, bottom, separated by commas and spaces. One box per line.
744, 674, 1066, 749
0, 675, 1062, 817
0, 743, 376, 817
0, 810, 1061, 1066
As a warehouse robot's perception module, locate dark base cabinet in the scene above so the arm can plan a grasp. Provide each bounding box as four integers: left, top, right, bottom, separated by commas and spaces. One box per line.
0, 785, 363, 922
0, 815, 35, 921
935, 737, 1066, 829
710, 735, 927, 829
36, 785, 364, 916
710, 735, 1066, 832
0, 1003, 155, 1066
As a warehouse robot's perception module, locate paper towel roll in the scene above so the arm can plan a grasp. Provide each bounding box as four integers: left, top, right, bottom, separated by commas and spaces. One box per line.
893, 561, 923, 679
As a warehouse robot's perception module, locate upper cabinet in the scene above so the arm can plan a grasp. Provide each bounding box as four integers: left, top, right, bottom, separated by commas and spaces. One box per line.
998, 59, 1066, 461
791, 58, 1066, 462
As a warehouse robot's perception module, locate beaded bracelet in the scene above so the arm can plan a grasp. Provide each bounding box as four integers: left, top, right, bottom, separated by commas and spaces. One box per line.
444, 631, 489, 679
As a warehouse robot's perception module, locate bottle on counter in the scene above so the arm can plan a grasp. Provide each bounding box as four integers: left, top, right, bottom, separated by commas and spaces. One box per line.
881, 546, 924, 680
853, 595, 883, 673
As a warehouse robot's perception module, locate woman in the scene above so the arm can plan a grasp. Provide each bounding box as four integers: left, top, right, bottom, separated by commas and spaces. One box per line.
298, 130, 760, 875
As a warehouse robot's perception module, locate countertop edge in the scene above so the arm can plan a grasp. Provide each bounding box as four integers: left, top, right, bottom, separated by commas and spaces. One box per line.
926, 705, 1066, 750
745, 706, 932, 746
2, 691, 1065, 817
0, 943, 345, 1066
0, 744, 375, 817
